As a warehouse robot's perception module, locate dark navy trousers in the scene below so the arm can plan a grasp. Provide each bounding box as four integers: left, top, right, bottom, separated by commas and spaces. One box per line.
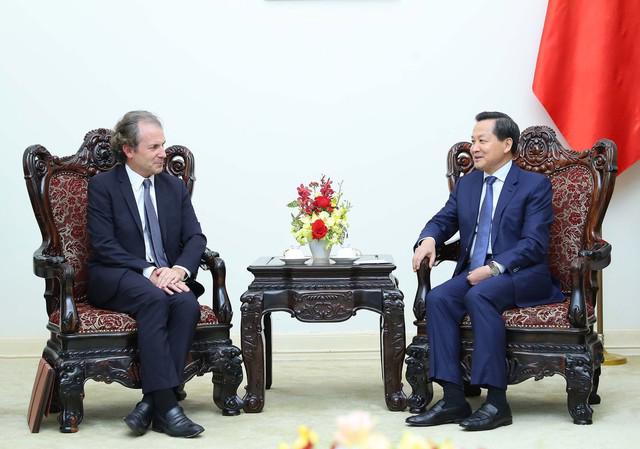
92, 270, 201, 394
426, 270, 515, 389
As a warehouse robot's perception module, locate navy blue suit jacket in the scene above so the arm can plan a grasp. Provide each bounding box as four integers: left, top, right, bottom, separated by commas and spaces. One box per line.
418, 163, 563, 307
87, 164, 206, 304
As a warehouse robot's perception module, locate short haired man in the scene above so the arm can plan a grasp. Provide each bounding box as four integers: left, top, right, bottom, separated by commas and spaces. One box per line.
405, 112, 563, 431
88, 111, 206, 437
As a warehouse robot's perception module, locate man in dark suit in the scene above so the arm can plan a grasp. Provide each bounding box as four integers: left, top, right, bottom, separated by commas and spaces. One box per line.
88, 111, 206, 438
405, 112, 563, 431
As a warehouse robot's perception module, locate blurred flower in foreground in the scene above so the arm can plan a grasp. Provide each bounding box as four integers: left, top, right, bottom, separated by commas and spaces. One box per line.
278, 412, 463, 449
279, 425, 319, 449
332, 411, 390, 449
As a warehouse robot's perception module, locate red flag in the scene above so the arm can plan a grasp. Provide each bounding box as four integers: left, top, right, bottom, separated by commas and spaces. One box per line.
533, 0, 640, 173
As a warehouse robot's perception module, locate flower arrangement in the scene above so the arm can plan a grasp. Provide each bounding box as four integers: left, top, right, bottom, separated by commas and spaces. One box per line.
287, 176, 351, 248
277, 412, 458, 449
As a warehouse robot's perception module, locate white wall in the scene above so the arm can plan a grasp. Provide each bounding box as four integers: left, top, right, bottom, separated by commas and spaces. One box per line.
1, 0, 638, 339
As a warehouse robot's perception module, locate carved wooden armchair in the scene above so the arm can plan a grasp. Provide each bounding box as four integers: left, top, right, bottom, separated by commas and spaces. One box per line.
23, 129, 244, 433
405, 126, 616, 424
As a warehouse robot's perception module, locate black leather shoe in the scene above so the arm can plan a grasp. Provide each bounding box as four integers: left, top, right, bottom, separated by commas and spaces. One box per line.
123, 402, 153, 436
174, 385, 187, 402
459, 402, 512, 431
405, 399, 472, 427
152, 406, 204, 438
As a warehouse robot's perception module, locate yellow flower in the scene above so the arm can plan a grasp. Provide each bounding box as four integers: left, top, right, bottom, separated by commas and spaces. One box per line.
396, 432, 436, 449
437, 440, 455, 449
293, 425, 318, 449
364, 433, 391, 449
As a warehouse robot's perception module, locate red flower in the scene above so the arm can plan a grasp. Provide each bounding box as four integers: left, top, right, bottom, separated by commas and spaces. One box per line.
311, 219, 328, 240
320, 176, 334, 198
313, 196, 331, 209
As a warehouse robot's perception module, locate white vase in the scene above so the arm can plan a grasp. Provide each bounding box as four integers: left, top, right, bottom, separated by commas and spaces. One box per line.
308, 239, 332, 265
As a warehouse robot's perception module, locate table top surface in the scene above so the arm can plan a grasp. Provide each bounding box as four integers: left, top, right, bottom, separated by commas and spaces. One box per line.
249, 254, 395, 268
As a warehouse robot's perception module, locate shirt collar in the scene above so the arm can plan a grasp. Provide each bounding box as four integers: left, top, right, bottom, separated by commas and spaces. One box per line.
485, 159, 512, 183
124, 164, 155, 189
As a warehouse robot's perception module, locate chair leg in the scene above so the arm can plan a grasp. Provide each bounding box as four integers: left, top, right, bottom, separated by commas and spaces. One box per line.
211, 346, 244, 416
405, 335, 433, 413
565, 354, 594, 425
56, 361, 85, 433
589, 366, 601, 405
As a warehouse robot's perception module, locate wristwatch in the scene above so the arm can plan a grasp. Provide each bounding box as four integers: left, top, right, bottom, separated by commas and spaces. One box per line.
488, 261, 501, 277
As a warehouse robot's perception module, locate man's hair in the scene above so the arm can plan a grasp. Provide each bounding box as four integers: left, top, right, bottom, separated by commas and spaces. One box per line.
475, 111, 520, 154
111, 110, 163, 163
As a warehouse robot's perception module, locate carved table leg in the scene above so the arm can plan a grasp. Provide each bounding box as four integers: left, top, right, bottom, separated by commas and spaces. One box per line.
381, 290, 407, 411
405, 335, 433, 413
241, 292, 265, 413
264, 312, 272, 390
56, 361, 85, 433
566, 353, 594, 424
211, 346, 244, 416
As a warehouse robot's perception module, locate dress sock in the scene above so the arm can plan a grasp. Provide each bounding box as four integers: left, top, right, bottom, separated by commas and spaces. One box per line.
152, 389, 178, 416
442, 381, 466, 408
486, 386, 509, 410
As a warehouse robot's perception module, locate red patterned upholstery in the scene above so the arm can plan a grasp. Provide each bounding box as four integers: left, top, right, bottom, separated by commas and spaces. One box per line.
460, 298, 595, 329
49, 303, 218, 334
49, 172, 91, 303
547, 166, 594, 292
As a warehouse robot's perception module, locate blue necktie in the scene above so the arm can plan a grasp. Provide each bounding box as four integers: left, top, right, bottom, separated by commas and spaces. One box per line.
469, 176, 497, 270
143, 179, 169, 268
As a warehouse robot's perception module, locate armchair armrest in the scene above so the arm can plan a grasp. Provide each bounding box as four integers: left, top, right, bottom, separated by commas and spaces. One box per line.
33, 252, 79, 334
412, 239, 461, 321
578, 240, 611, 271
199, 248, 233, 324
569, 240, 612, 328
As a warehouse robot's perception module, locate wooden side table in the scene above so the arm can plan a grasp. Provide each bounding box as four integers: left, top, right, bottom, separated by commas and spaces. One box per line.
240, 255, 407, 412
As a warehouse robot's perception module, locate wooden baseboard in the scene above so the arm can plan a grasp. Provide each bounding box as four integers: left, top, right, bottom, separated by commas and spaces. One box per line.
1, 330, 638, 359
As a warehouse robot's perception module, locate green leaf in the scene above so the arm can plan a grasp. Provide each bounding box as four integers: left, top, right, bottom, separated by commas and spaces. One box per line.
286, 200, 299, 208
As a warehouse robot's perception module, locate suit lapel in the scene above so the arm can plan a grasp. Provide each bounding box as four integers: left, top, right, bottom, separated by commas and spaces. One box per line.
465, 171, 484, 252
491, 164, 519, 248
117, 165, 144, 238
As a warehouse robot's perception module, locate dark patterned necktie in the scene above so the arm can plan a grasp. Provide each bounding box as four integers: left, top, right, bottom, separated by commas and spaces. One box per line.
469, 176, 497, 270
143, 179, 169, 267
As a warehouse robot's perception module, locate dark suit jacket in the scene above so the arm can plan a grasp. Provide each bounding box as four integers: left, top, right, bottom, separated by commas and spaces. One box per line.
87, 164, 206, 304
417, 163, 563, 307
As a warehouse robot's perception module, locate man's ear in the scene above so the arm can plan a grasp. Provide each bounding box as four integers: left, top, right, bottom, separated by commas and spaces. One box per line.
122, 144, 134, 160
503, 138, 513, 154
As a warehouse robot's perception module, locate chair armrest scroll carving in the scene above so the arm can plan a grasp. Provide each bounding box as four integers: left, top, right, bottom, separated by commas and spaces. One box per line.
578, 240, 611, 271
569, 240, 611, 328
33, 252, 78, 334
200, 248, 232, 324
412, 240, 461, 321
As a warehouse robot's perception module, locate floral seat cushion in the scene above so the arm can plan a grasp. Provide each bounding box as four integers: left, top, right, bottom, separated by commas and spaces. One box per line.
49, 302, 218, 334
459, 298, 595, 329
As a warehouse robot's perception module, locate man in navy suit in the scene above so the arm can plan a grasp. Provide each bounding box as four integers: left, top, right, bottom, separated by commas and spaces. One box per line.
405, 112, 563, 431
88, 111, 205, 438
